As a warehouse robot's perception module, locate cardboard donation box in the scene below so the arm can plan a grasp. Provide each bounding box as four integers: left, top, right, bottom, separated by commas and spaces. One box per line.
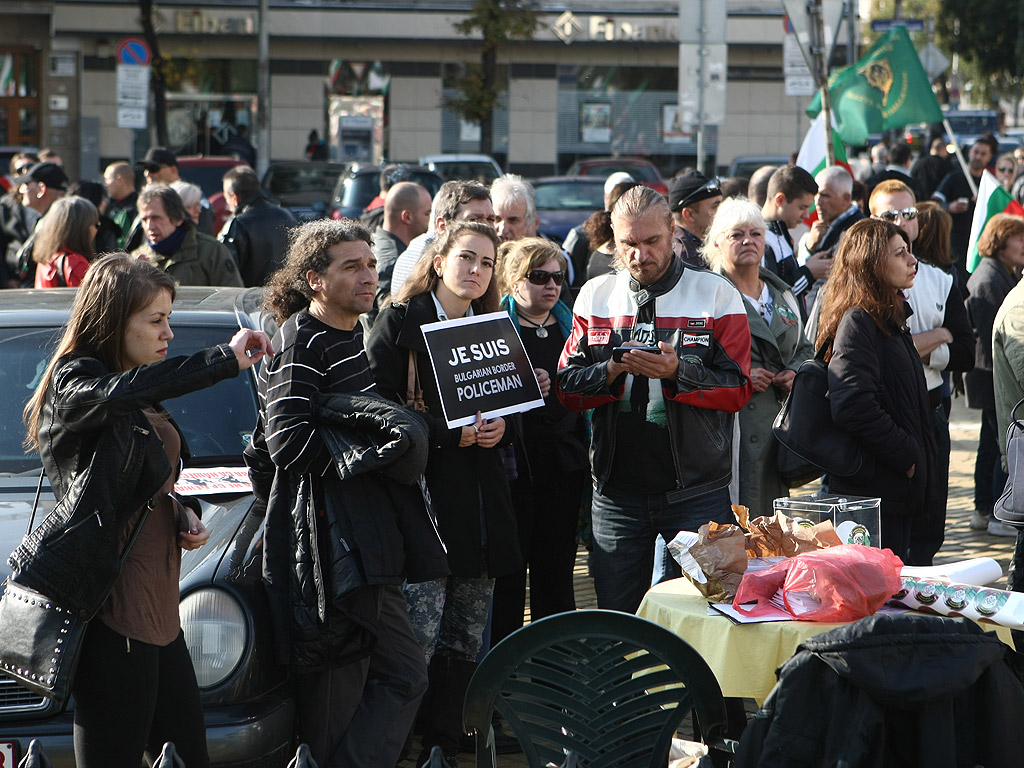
774, 494, 880, 548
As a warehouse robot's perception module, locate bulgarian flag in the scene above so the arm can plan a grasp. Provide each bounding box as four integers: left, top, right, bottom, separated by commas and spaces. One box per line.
795, 113, 851, 224
967, 170, 1024, 273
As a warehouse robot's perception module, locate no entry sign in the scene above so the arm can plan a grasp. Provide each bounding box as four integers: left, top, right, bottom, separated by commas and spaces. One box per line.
421, 311, 544, 428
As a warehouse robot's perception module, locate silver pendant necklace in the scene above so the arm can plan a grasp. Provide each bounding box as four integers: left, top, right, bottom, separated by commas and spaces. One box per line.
518, 310, 553, 338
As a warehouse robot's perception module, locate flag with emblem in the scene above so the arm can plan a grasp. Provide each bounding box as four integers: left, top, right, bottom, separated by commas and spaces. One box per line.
806, 26, 943, 146
966, 170, 1024, 273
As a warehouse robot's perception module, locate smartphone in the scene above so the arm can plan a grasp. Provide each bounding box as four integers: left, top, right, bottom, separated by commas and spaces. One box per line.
612, 345, 661, 362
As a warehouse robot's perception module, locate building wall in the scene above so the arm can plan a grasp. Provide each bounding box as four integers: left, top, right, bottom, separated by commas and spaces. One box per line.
389, 75, 444, 163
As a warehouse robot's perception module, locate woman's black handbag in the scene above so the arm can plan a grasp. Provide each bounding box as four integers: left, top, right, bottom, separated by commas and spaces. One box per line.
0, 470, 151, 704
772, 340, 864, 485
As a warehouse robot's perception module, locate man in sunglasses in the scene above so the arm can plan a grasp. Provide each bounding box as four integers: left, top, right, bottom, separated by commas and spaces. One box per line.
557, 185, 752, 614
667, 169, 722, 268
869, 179, 976, 563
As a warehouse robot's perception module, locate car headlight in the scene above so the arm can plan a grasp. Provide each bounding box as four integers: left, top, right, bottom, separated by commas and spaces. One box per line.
179, 588, 248, 689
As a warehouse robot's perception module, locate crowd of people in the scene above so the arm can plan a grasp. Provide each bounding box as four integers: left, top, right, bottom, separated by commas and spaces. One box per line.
7, 134, 1024, 768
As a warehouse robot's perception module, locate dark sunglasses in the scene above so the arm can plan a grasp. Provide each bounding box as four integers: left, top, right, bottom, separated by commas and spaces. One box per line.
527, 269, 565, 286
676, 178, 721, 210
876, 207, 918, 223
14, 165, 32, 176
998, 164, 1016, 173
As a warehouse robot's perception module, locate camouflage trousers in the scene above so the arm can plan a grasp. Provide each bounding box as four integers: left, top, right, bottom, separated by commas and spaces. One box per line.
402, 576, 494, 666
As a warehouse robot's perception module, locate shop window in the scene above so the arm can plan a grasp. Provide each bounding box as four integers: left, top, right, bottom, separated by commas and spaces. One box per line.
0, 49, 40, 146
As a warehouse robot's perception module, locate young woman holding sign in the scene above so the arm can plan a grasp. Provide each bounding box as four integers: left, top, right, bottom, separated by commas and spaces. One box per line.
365, 220, 521, 767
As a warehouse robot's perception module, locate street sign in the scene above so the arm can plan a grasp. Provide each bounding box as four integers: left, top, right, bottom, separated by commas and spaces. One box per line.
919, 43, 950, 82
117, 107, 147, 129
784, 33, 815, 96
116, 38, 152, 66
116, 64, 150, 108
870, 19, 925, 32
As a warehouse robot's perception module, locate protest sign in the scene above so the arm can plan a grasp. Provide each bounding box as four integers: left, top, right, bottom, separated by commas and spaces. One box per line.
421, 311, 544, 428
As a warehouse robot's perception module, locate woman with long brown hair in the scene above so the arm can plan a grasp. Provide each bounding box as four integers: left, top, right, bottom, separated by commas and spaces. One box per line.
18, 253, 271, 768
365, 220, 520, 767
33, 196, 98, 287
817, 217, 936, 556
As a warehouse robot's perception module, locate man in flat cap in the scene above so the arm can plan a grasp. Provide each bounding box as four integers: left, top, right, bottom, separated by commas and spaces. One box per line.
136, 147, 181, 187
668, 170, 722, 268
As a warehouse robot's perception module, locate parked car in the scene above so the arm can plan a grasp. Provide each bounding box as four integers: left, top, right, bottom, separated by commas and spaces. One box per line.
261, 160, 346, 222
0, 287, 293, 768
328, 163, 442, 220
177, 155, 249, 233
725, 154, 791, 179
531, 176, 605, 244
418, 154, 504, 185
565, 157, 669, 197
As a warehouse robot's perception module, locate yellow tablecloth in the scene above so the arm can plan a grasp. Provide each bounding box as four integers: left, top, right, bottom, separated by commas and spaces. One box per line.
636, 578, 1017, 703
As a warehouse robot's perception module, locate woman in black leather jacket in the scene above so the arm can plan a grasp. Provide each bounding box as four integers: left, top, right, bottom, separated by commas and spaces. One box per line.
816, 218, 936, 558
19, 253, 272, 768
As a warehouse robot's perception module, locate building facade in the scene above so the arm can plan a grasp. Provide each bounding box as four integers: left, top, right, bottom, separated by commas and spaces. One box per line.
3, 0, 817, 179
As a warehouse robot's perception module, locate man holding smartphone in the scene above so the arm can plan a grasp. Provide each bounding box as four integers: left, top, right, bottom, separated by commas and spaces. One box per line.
557, 185, 753, 613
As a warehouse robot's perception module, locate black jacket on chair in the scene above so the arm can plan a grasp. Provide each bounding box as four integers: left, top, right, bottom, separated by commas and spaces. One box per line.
735, 613, 1024, 768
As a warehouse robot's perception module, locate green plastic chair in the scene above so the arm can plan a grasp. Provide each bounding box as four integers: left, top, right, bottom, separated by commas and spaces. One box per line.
463, 609, 737, 768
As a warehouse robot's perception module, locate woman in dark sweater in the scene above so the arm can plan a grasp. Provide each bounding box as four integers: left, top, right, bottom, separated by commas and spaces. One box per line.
365, 220, 520, 767
817, 217, 937, 557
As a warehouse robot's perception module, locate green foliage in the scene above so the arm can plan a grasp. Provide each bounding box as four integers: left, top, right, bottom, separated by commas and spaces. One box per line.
937, 0, 1022, 105
446, 0, 539, 149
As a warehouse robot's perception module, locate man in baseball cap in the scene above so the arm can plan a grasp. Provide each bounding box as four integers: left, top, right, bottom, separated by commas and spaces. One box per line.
668, 169, 722, 267
135, 147, 180, 186
14, 161, 69, 217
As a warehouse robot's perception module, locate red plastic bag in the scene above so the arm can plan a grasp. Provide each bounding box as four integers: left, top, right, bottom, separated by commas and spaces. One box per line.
732, 545, 904, 622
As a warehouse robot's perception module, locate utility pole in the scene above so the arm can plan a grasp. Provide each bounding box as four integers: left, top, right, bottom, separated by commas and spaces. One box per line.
696, 0, 706, 174
809, 0, 834, 164
256, 0, 270, 177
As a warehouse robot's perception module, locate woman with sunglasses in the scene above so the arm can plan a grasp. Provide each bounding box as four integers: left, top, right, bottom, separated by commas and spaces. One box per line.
491, 238, 588, 646
965, 213, 1024, 538
366, 221, 521, 768
995, 153, 1018, 193
701, 198, 812, 516
818, 218, 937, 556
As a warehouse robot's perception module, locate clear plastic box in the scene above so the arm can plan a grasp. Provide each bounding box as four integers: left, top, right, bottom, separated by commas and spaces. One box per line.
773, 493, 881, 548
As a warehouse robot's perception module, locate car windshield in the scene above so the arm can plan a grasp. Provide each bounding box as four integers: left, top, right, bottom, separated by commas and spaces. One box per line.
430, 162, 500, 185
0, 325, 258, 474
534, 182, 604, 211
265, 165, 342, 196
179, 165, 239, 199
576, 162, 658, 182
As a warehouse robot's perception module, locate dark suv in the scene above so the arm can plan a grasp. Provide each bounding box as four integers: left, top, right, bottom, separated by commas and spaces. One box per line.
328, 163, 442, 220
0, 287, 293, 768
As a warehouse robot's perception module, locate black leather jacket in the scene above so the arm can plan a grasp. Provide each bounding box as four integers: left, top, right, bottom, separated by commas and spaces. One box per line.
8, 347, 238, 616
219, 195, 298, 287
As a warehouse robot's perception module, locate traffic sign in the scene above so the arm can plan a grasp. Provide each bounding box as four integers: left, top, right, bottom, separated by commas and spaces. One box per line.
116, 38, 152, 66
116, 64, 150, 108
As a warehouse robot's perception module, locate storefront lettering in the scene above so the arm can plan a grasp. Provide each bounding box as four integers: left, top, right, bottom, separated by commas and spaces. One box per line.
175, 11, 256, 35
553, 13, 677, 43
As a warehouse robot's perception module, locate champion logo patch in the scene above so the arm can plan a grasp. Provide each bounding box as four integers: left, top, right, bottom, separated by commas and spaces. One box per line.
588, 328, 611, 345
682, 333, 710, 347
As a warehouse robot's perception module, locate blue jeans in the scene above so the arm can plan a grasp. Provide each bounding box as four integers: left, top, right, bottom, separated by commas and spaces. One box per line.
975, 407, 1008, 514
591, 485, 732, 613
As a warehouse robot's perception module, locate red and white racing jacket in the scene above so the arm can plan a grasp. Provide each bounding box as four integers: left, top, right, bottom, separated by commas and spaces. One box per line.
557, 263, 752, 499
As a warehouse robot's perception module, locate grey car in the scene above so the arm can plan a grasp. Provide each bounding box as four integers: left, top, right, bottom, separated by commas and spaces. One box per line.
0, 287, 294, 768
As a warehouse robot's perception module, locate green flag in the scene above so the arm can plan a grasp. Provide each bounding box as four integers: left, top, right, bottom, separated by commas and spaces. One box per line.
807, 26, 943, 146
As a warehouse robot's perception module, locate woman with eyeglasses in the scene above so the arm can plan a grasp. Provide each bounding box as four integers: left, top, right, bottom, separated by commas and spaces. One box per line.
995, 153, 1018, 193
817, 217, 937, 556
965, 213, 1024, 538
491, 237, 588, 646
701, 198, 813, 516
366, 221, 521, 768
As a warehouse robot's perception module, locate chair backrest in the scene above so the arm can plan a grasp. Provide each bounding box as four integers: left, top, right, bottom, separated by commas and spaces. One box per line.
463, 609, 729, 768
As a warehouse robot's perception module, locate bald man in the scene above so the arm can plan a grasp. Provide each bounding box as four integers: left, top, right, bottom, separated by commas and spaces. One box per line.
104, 162, 138, 247
369, 181, 432, 322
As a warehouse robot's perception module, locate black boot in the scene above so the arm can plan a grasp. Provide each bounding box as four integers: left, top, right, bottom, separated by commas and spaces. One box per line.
417, 655, 476, 767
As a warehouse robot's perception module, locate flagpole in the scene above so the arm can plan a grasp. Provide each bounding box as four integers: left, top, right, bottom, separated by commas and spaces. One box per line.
943, 117, 978, 197
812, 0, 835, 165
